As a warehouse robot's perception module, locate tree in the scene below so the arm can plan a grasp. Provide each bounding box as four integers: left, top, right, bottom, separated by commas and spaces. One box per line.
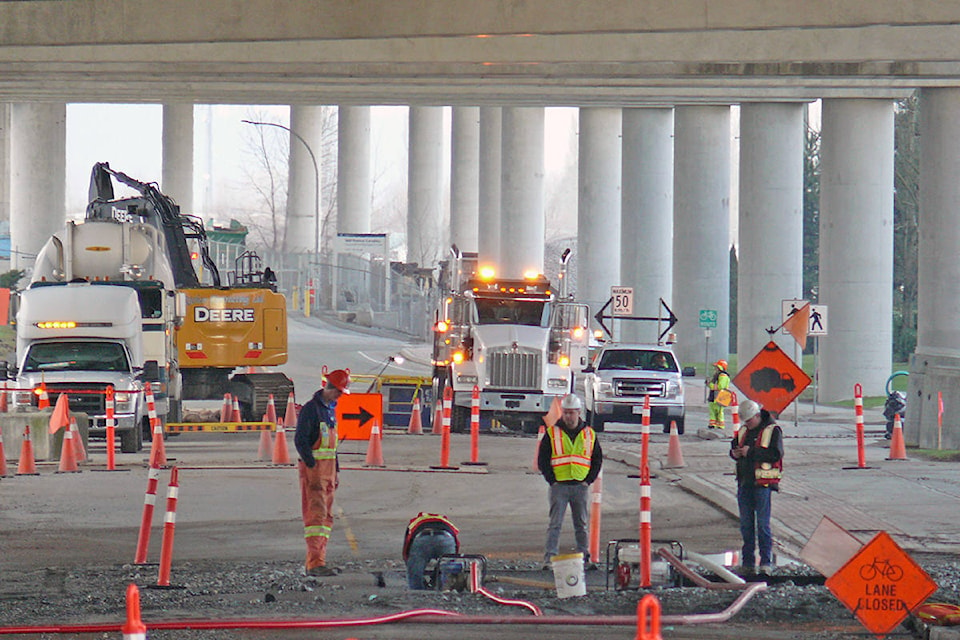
239, 108, 290, 253
893, 93, 920, 363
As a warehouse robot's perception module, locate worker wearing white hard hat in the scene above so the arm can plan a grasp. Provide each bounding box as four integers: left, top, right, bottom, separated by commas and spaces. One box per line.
730, 399, 783, 576
537, 393, 603, 571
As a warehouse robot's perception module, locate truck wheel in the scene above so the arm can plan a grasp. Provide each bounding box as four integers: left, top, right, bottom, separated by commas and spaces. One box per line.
451, 405, 470, 433
588, 411, 605, 432
521, 420, 541, 434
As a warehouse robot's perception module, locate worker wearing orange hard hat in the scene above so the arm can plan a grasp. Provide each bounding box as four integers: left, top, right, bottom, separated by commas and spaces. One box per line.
294, 367, 350, 577
707, 359, 731, 429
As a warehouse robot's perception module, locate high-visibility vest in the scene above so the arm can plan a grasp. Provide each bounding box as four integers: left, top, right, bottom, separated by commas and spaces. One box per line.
548, 424, 596, 482
311, 419, 338, 460
403, 512, 460, 560
738, 423, 782, 487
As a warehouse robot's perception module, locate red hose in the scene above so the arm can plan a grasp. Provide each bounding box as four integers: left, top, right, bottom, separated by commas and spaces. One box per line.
475, 587, 543, 616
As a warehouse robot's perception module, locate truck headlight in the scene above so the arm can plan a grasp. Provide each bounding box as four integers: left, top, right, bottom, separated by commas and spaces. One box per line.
115, 392, 132, 403
547, 378, 568, 389
598, 382, 613, 396
666, 381, 681, 398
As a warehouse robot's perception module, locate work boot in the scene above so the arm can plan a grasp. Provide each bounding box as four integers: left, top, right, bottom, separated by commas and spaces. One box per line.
307, 565, 339, 577
758, 564, 773, 575
738, 565, 755, 576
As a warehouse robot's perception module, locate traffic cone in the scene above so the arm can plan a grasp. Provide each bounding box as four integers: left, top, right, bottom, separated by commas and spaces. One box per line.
16, 425, 38, 475
57, 422, 81, 473
365, 422, 386, 467
0, 381, 8, 413
49, 393, 70, 434
149, 419, 167, 468
272, 423, 292, 465
0, 428, 9, 477
283, 393, 297, 428
37, 386, 50, 410
220, 393, 232, 422
663, 420, 686, 469
122, 583, 147, 640
258, 414, 274, 461
265, 394, 278, 424
432, 402, 443, 435
407, 392, 424, 435
887, 413, 908, 460
231, 396, 242, 422
70, 417, 87, 463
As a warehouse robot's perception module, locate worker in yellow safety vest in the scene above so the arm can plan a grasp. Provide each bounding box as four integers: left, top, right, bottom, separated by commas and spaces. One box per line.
707, 359, 731, 429
294, 368, 350, 577
537, 393, 603, 570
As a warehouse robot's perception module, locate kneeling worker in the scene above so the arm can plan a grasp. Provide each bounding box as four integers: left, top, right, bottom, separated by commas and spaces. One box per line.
403, 512, 460, 589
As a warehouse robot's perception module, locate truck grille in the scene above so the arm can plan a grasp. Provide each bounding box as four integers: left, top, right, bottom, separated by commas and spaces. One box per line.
488, 350, 541, 389
614, 378, 665, 398
40, 383, 107, 414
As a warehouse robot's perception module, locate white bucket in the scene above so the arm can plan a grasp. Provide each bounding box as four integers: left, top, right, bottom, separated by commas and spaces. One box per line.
550, 552, 586, 598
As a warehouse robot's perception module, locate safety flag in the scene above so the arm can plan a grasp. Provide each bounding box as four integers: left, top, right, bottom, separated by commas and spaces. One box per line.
782, 302, 811, 350
49, 393, 71, 434
543, 396, 562, 429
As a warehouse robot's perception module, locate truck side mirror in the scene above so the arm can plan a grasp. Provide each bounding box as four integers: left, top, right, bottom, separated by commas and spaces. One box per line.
0, 360, 15, 379
583, 364, 595, 373
682, 366, 697, 377
141, 360, 161, 382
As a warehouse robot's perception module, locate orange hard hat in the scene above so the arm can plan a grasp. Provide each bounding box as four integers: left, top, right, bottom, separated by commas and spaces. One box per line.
714, 359, 728, 370
325, 368, 351, 393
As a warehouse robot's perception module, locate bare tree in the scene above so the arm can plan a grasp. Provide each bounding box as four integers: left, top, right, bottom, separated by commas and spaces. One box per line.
239, 108, 289, 252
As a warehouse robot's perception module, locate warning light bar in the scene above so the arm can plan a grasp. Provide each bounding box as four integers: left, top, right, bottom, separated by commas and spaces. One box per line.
35, 321, 113, 329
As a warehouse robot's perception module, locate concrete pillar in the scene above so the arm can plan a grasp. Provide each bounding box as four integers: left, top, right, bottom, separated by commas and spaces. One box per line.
909, 88, 960, 448
450, 106, 480, 254
500, 107, 544, 277
161, 103, 194, 212
737, 103, 805, 364
286, 105, 324, 256
0, 104, 10, 225
672, 105, 731, 365
578, 107, 622, 330
621, 108, 674, 344
819, 99, 894, 403
478, 107, 502, 266
337, 105, 371, 233
406, 106, 445, 267
10, 103, 65, 271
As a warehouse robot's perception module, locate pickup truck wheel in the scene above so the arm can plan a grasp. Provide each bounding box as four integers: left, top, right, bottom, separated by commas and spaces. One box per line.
587, 411, 605, 432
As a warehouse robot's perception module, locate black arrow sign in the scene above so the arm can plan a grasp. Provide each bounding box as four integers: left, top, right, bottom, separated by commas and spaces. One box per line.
342, 406, 374, 428
594, 296, 678, 343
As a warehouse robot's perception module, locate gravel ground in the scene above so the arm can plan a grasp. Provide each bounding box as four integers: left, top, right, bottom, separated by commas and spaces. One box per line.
2, 555, 958, 639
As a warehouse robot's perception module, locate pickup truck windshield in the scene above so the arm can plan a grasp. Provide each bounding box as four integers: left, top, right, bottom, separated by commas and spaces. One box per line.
598, 350, 678, 372
22, 342, 131, 373
474, 298, 548, 327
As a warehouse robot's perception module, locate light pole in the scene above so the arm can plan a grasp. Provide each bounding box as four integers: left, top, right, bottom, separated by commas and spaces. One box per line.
241, 119, 321, 292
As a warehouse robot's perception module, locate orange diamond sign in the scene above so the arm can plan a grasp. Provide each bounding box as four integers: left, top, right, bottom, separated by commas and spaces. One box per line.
825, 531, 937, 639
731, 341, 811, 415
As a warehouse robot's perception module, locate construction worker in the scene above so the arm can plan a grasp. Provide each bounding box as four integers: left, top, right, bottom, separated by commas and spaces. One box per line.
294, 368, 350, 577
537, 393, 603, 570
707, 359, 730, 429
402, 512, 460, 589
729, 399, 783, 575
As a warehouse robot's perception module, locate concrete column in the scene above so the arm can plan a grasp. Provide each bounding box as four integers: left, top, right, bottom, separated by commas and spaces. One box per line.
909, 88, 960, 448
578, 107, 622, 329
10, 103, 65, 271
161, 103, 194, 212
450, 107, 480, 254
819, 99, 894, 403
672, 105, 731, 365
0, 104, 10, 225
500, 107, 544, 277
737, 103, 805, 364
478, 107, 502, 266
337, 106, 371, 233
286, 105, 324, 256
406, 106, 445, 266
621, 108, 674, 344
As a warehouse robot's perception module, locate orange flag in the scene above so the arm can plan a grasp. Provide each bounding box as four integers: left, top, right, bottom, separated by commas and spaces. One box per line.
543, 396, 562, 428
49, 393, 71, 434
783, 302, 811, 350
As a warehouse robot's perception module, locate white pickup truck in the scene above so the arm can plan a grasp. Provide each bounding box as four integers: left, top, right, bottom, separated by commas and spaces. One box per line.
580, 343, 695, 433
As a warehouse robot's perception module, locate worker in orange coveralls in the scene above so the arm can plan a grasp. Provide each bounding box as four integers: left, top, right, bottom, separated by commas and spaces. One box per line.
294, 368, 350, 577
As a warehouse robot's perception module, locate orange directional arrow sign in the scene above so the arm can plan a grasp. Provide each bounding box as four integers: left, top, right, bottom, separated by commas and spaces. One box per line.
336, 393, 383, 441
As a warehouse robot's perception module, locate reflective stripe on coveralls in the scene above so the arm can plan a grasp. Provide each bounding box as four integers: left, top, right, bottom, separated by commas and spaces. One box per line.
548, 425, 595, 481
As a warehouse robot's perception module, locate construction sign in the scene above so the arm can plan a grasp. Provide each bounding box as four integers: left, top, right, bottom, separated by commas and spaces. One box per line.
825, 531, 937, 638
336, 393, 383, 441
732, 341, 811, 415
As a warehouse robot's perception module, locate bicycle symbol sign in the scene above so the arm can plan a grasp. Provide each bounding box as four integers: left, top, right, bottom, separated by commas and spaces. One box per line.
859, 557, 904, 582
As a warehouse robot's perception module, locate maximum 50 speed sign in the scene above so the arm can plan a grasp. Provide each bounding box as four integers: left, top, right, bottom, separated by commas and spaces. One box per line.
611, 286, 634, 317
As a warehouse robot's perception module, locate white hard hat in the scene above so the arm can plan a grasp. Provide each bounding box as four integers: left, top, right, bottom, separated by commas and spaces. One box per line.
560, 394, 582, 410
739, 399, 761, 422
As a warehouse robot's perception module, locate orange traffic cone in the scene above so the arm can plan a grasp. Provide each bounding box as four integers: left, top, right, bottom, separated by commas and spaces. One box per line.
70, 417, 87, 463
149, 420, 167, 468
57, 422, 81, 473
37, 386, 50, 410
49, 393, 71, 435
258, 414, 274, 461
407, 393, 424, 435
432, 402, 443, 435
887, 413, 908, 460
365, 422, 386, 467
283, 393, 297, 428
0, 428, 9, 476
231, 396, 242, 422
0, 381, 8, 413
220, 393, 232, 422
265, 394, 278, 424
16, 425, 38, 475
663, 420, 686, 469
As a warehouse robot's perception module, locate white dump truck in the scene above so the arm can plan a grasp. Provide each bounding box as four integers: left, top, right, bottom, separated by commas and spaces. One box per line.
14, 283, 150, 452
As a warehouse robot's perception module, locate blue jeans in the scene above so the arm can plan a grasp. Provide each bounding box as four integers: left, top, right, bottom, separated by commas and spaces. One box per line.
406, 530, 456, 589
545, 481, 590, 562
737, 483, 773, 567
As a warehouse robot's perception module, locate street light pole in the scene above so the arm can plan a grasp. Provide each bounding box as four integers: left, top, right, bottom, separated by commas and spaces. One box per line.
241, 119, 321, 292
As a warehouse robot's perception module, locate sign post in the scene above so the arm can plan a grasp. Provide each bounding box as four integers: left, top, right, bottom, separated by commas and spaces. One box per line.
699, 310, 717, 403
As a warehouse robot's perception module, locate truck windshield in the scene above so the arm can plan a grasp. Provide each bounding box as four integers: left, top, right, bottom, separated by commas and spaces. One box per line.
598, 350, 678, 372
22, 342, 131, 373
474, 298, 548, 327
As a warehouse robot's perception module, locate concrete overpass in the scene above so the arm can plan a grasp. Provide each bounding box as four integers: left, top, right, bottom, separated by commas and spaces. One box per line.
1, 1, 960, 448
